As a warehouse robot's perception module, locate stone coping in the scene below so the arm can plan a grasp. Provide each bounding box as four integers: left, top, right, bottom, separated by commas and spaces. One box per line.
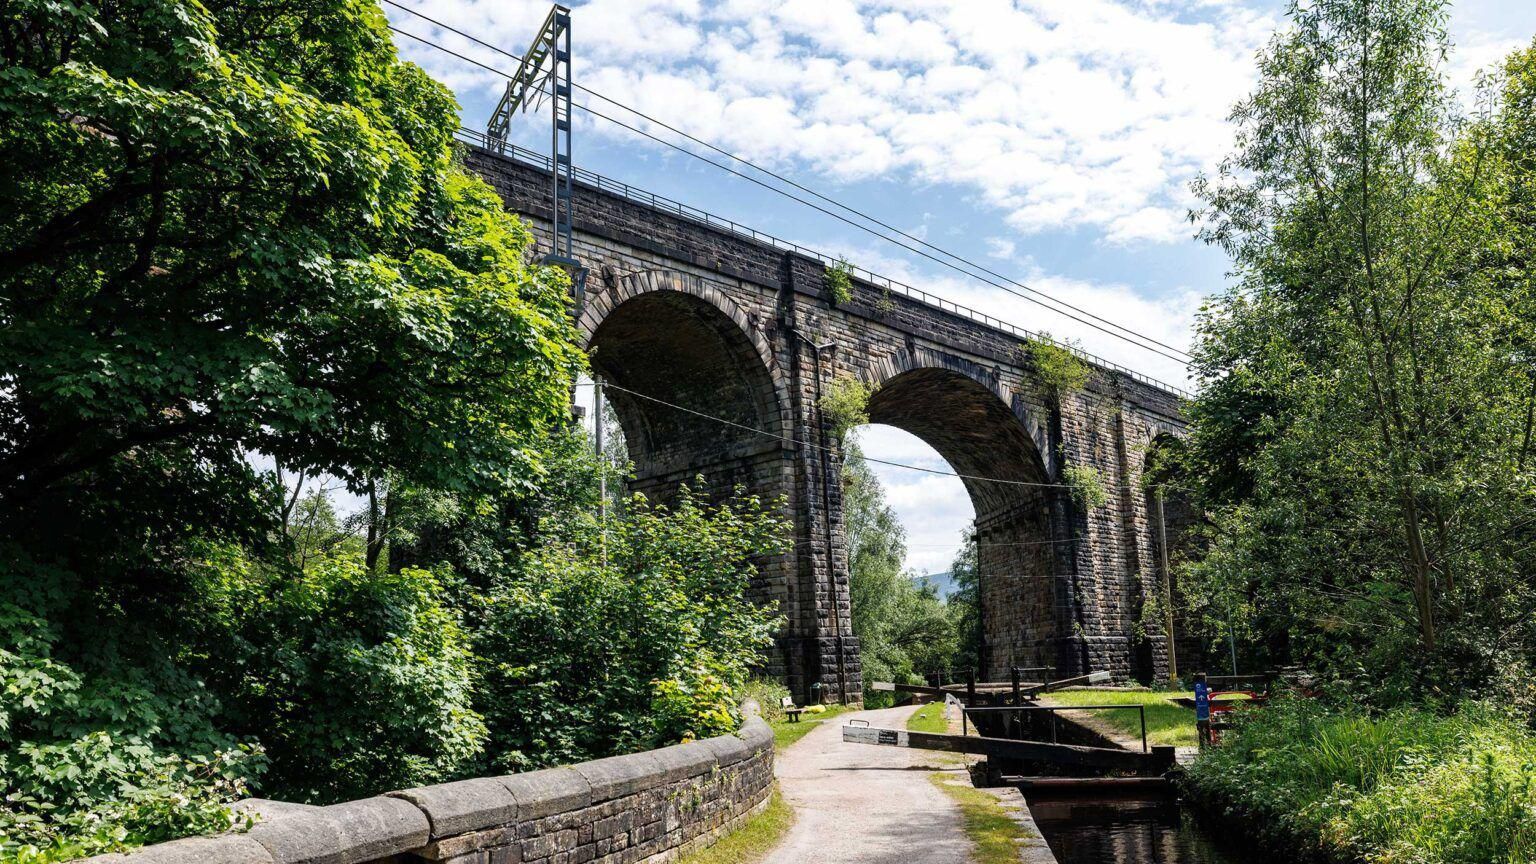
82, 706, 773, 864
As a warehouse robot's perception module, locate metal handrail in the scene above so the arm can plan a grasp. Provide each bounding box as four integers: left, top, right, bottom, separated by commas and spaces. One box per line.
454, 127, 1193, 399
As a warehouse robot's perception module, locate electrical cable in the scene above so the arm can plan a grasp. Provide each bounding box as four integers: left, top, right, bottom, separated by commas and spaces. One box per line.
380, 0, 1192, 361
382, 17, 1195, 367
576, 379, 1185, 496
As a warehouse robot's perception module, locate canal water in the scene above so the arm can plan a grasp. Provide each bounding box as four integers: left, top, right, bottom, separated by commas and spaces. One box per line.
1027, 798, 1246, 864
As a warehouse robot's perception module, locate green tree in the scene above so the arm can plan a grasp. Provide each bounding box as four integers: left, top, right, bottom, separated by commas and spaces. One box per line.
1187, 0, 1536, 701
0, 0, 583, 516
946, 525, 982, 674
843, 443, 956, 704
0, 0, 582, 852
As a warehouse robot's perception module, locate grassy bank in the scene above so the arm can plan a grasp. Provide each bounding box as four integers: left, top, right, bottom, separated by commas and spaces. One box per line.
1183, 698, 1536, 863
768, 705, 853, 751
927, 773, 1043, 864
1046, 688, 1198, 747
673, 788, 793, 864
908, 701, 950, 734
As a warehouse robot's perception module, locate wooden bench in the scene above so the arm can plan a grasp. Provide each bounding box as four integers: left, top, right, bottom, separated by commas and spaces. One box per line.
781, 695, 806, 722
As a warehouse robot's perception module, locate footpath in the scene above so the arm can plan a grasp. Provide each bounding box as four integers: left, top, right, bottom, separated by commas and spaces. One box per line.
762, 704, 974, 864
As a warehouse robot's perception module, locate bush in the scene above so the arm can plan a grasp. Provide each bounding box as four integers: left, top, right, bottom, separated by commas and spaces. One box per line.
0, 588, 261, 863
189, 549, 486, 804
819, 375, 876, 442
1183, 697, 1536, 863
471, 486, 786, 770
1063, 464, 1110, 511
741, 678, 793, 723
1020, 336, 1091, 397
824, 258, 854, 305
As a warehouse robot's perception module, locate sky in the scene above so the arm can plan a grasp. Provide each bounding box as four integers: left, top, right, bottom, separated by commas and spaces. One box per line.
385, 0, 1536, 576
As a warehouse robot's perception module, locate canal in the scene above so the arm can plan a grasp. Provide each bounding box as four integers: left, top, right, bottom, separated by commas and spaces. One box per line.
1027, 797, 1246, 864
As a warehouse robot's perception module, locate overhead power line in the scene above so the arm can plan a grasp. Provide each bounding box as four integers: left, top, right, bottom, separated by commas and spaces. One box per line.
381, 9, 1195, 367
576, 380, 1185, 497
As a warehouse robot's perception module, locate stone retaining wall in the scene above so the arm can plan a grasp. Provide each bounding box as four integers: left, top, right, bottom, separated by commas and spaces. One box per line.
84, 711, 774, 864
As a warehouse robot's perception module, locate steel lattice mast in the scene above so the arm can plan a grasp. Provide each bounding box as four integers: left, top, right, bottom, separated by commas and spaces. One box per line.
487, 5, 583, 294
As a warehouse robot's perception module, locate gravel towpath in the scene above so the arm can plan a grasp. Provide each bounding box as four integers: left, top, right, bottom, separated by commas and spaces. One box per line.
762, 704, 975, 864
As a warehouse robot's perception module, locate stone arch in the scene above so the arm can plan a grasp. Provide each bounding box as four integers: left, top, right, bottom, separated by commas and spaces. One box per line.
581, 269, 790, 502
856, 352, 1067, 679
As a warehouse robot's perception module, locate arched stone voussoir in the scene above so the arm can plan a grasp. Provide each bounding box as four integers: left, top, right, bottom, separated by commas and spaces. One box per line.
869, 346, 1050, 466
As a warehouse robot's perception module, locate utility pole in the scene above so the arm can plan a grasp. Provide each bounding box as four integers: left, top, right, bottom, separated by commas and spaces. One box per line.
594, 376, 607, 568
1156, 487, 1178, 682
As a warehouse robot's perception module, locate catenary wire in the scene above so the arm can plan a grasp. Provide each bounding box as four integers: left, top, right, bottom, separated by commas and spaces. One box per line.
383, 20, 1195, 367
378, 0, 1193, 362
576, 380, 1187, 496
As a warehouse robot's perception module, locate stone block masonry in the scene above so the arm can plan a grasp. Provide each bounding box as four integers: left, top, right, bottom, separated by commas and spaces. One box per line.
80, 711, 775, 864
460, 142, 1192, 695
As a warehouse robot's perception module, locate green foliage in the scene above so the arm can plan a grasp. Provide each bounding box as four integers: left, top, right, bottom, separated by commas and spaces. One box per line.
823, 257, 854, 305
1185, 0, 1536, 700
0, 583, 262, 862
1020, 336, 1091, 398
188, 548, 486, 803
475, 484, 784, 765
843, 444, 958, 706
1063, 464, 1109, 511
740, 678, 793, 724
1184, 698, 1536, 863
945, 526, 982, 674
0, 0, 584, 851
818, 375, 876, 442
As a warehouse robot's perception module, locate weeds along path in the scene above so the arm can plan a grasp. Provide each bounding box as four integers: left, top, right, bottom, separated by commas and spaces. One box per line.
763, 704, 975, 864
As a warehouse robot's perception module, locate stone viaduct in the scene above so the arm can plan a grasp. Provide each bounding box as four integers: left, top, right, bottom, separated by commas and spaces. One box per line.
463, 136, 1193, 704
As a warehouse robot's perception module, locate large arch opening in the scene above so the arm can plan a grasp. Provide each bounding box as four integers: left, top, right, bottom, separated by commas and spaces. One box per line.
854, 366, 1064, 681
586, 286, 784, 505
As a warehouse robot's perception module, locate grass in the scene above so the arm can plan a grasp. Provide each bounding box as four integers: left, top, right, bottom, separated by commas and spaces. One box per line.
672, 787, 794, 864
1044, 688, 1199, 747
769, 704, 853, 751
928, 772, 1040, 864
1183, 698, 1536, 864
907, 700, 950, 734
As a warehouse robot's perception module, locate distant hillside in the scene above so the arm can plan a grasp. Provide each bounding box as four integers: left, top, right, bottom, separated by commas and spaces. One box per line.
913, 571, 954, 600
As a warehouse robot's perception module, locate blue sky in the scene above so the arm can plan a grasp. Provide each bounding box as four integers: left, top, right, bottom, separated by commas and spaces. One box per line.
387, 0, 1536, 574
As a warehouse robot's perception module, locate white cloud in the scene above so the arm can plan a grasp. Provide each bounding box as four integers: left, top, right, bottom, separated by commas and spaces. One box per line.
984, 237, 1015, 259
388, 0, 1276, 244
858, 426, 973, 574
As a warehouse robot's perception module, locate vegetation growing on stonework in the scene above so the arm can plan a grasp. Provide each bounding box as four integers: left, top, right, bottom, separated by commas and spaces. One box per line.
1063, 464, 1110, 511
1020, 335, 1092, 398
818, 375, 877, 442
824, 257, 855, 305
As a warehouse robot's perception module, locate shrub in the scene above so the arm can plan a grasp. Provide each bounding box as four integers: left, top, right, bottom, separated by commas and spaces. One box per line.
0, 590, 262, 863
1183, 697, 1536, 863
189, 549, 486, 804
472, 486, 787, 771
1063, 464, 1110, 511
819, 375, 877, 442
741, 678, 793, 723
1020, 336, 1091, 397
824, 258, 854, 305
